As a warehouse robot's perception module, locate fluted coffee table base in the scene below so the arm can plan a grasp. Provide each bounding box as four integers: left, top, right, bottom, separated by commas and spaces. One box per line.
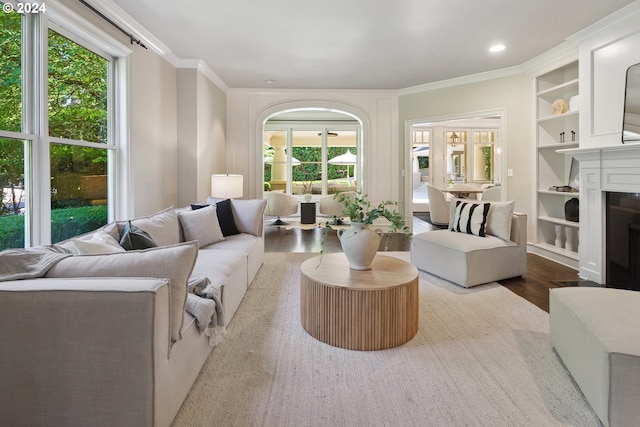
300, 253, 419, 351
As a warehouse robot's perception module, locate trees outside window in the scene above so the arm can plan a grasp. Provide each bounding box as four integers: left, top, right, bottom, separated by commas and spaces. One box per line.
0, 9, 120, 250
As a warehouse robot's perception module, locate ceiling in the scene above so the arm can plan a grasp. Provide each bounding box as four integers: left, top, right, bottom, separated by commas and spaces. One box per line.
109, 0, 635, 90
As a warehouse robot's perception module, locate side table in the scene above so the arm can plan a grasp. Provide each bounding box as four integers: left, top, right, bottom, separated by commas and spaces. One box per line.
300, 202, 316, 224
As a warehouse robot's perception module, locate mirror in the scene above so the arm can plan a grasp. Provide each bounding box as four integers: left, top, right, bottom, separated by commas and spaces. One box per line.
622, 62, 640, 143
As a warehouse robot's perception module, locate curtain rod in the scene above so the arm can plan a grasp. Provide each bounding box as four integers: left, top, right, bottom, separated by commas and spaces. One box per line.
78, 0, 147, 49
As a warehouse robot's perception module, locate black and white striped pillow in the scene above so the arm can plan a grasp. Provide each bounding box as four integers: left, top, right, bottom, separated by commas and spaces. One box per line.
450, 201, 490, 237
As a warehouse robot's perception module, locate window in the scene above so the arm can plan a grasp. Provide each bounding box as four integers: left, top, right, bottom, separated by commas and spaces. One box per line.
48, 29, 113, 243
0, 9, 29, 250
264, 127, 360, 198
0, 5, 124, 250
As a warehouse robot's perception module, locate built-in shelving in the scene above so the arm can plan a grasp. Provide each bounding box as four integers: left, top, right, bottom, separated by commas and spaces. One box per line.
533, 60, 580, 268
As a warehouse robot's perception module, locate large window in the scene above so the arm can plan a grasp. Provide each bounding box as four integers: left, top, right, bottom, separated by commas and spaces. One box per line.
264, 127, 360, 198
0, 6, 123, 250
48, 29, 112, 243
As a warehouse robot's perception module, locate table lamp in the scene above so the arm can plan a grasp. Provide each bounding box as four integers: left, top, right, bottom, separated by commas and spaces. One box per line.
211, 174, 243, 199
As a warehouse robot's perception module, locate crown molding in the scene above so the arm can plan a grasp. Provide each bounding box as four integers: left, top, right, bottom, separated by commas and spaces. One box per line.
520, 40, 578, 78
176, 59, 229, 93
397, 66, 523, 96
570, 0, 640, 45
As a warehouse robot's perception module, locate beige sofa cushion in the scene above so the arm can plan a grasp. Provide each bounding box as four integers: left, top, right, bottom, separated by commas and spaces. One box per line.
45, 241, 198, 344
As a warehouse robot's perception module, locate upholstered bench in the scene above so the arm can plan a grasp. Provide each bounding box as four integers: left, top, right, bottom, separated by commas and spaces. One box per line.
550, 287, 640, 427
411, 199, 526, 287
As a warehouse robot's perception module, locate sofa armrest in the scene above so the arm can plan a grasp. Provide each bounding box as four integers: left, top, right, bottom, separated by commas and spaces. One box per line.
510, 212, 527, 248
0, 277, 171, 427
231, 199, 267, 237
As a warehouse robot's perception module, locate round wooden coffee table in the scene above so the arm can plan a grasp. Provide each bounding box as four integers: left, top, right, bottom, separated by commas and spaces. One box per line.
300, 253, 419, 351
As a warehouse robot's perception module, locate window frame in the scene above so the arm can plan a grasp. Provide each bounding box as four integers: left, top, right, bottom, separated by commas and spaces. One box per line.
0, 3, 132, 247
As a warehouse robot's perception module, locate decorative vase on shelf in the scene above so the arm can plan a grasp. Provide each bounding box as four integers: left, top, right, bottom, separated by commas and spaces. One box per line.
337, 222, 383, 270
304, 193, 312, 203
565, 198, 579, 222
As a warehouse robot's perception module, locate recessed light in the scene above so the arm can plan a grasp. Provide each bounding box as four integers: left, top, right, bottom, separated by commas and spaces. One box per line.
265, 79, 276, 84
489, 44, 506, 53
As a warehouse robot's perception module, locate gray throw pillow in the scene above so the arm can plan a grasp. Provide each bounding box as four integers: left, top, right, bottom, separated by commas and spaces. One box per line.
120, 221, 158, 250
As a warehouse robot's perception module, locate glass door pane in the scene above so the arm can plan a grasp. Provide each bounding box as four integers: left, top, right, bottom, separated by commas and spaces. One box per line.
446, 130, 467, 184
412, 129, 430, 206
327, 130, 357, 195
472, 130, 495, 183
0, 138, 27, 249
291, 130, 321, 195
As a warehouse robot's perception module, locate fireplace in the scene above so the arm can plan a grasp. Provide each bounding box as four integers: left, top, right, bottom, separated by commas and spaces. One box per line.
606, 192, 640, 290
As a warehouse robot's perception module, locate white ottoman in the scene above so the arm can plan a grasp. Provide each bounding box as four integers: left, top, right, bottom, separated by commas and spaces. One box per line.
550, 287, 640, 426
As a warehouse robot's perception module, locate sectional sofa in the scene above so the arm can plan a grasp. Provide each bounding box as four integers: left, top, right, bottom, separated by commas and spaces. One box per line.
0, 198, 267, 427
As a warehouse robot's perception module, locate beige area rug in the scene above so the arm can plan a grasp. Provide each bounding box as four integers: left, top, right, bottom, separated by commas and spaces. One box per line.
172, 253, 600, 427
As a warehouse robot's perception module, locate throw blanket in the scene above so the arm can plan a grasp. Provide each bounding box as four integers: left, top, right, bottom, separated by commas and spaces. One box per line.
186, 277, 226, 347
0, 245, 72, 281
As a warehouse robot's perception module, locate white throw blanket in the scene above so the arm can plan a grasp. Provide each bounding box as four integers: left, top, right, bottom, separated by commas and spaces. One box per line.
186, 277, 226, 346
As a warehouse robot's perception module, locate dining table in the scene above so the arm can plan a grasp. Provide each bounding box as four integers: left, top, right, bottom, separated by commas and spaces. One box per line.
440, 188, 485, 198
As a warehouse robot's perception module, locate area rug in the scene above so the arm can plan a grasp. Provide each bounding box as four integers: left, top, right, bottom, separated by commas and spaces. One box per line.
172, 253, 600, 426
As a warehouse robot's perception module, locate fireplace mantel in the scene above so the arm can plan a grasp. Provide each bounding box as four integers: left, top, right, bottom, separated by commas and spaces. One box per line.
562, 143, 640, 283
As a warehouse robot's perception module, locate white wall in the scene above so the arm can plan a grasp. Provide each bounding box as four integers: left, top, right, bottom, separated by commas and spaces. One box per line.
197, 71, 227, 202
177, 69, 227, 206
574, 2, 640, 148
128, 50, 179, 216
226, 90, 399, 205
399, 75, 533, 233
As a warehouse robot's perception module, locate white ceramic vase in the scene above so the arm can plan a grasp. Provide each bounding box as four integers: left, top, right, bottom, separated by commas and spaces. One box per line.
304, 193, 312, 203
337, 222, 383, 270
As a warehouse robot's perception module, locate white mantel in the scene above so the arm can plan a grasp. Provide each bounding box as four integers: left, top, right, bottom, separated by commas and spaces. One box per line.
563, 143, 640, 283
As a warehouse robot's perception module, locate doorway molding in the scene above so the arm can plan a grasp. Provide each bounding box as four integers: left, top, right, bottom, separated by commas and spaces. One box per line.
256, 100, 368, 197
403, 108, 507, 217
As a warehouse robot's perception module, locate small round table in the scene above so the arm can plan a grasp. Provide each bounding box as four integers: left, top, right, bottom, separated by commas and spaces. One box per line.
300, 253, 419, 351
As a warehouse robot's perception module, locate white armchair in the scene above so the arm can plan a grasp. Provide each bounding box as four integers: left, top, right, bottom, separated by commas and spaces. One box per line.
265, 192, 298, 225
480, 186, 501, 201
319, 191, 356, 225
426, 185, 450, 226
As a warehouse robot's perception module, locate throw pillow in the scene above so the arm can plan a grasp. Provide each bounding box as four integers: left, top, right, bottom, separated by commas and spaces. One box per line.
116, 207, 180, 247
451, 200, 490, 237
45, 241, 198, 344
120, 221, 158, 250
448, 198, 515, 241
73, 231, 126, 254
193, 199, 240, 236
178, 205, 225, 247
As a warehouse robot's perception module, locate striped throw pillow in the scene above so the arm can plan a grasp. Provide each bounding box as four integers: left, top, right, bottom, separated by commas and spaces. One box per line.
451, 201, 490, 237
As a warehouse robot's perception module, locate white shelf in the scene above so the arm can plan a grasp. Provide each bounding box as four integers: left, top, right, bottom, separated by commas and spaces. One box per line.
538, 110, 579, 123
537, 78, 579, 97
534, 60, 580, 264
534, 242, 579, 261
538, 190, 580, 196
537, 142, 579, 149
538, 216, 580, 228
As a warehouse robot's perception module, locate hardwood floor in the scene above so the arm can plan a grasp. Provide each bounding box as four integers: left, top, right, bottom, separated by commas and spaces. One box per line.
264, 215, 583, 312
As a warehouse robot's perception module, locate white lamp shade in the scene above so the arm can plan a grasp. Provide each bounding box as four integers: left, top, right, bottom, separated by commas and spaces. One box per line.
211, 174, 243, 199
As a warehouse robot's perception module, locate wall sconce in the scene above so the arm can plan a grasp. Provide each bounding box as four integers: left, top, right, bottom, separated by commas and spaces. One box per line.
211, 174, 243, 199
